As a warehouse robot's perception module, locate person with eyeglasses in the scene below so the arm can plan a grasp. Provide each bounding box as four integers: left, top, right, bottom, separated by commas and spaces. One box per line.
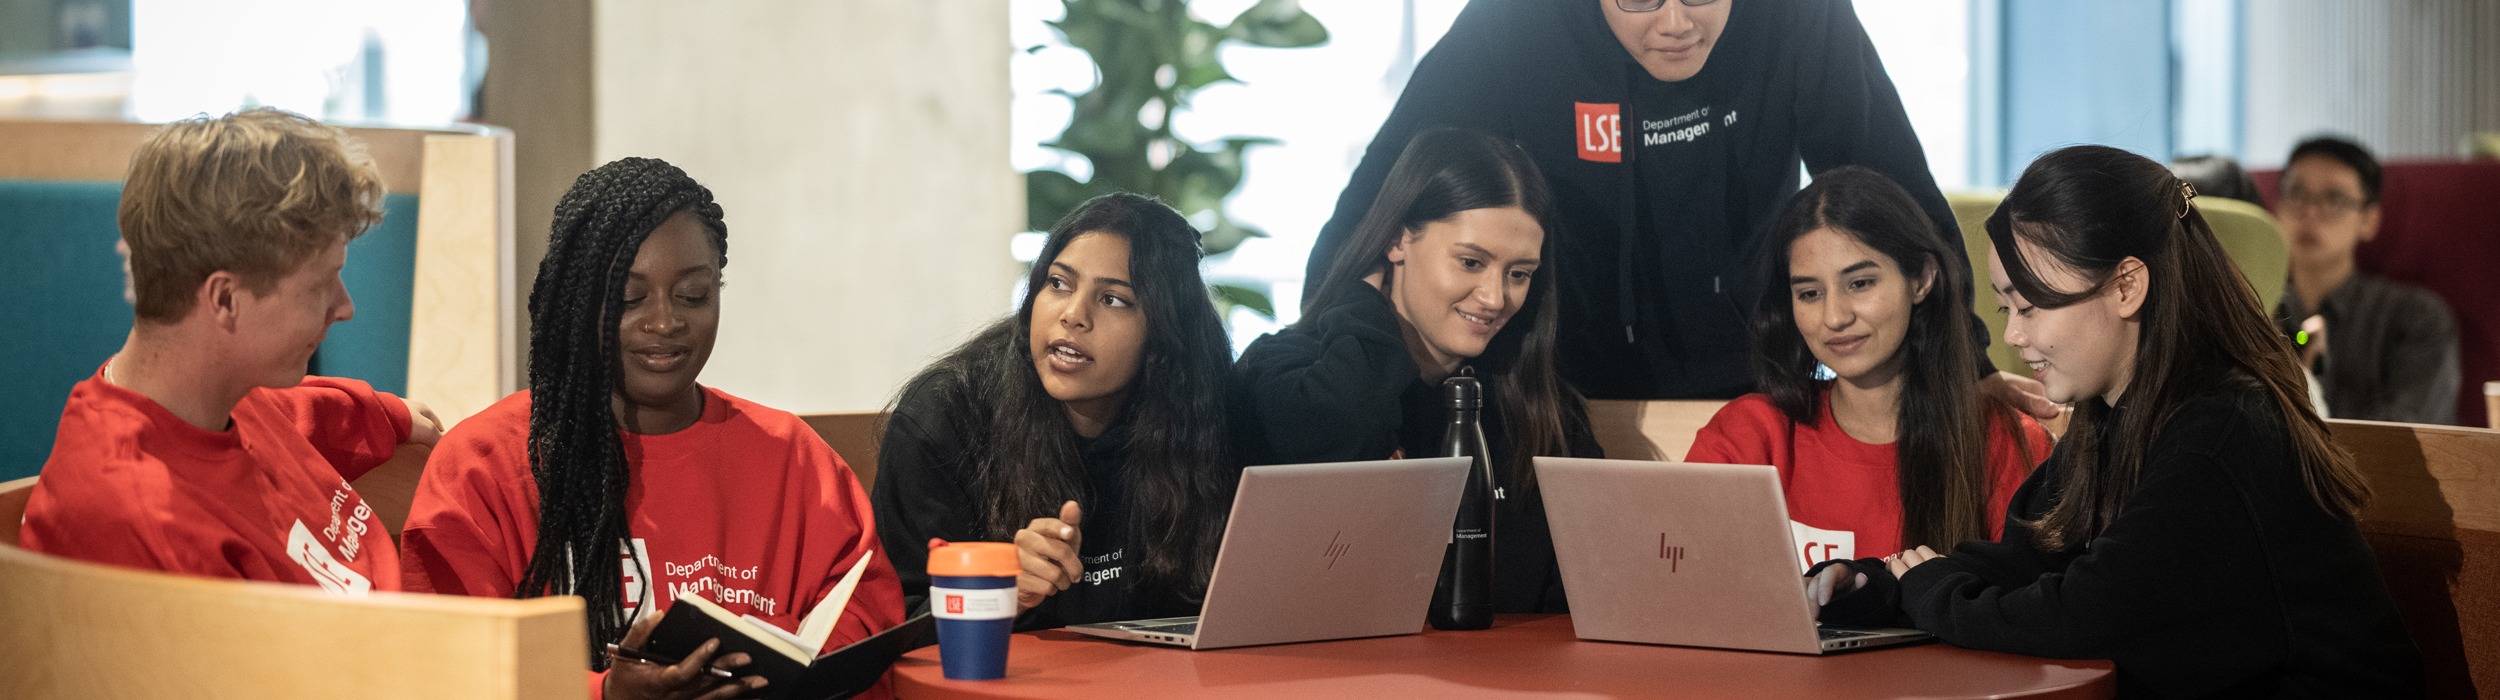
1306, 0, 2056, 418
2272, 136, 2461, 424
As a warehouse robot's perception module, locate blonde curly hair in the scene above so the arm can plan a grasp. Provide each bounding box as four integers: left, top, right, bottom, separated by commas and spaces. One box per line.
119, 108, 386, 322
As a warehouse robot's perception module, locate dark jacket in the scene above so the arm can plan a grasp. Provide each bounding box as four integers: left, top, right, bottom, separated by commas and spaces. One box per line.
1818, 381, 2421, 698
1309, 0, 1973, 399
2276, 273, 2462, 424
870, 338, 1199, 630
1234, 282, 1602, 614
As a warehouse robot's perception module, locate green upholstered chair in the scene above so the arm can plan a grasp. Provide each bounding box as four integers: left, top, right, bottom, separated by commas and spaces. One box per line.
2196, 196, 2291, 315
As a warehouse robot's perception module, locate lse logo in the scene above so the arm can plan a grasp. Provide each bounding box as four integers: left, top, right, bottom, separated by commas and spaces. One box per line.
1575, 102, 1622, 162
1657, 533, 1686, 573
945, 594, 965, 615
1788, 522, 1855, 572
1322, 531, 1352, 570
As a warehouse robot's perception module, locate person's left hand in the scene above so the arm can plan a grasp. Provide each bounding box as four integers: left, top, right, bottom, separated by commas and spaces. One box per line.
1885, 546, 1946, 578
1983, 371, 2060, 420
404, 398, 444, 446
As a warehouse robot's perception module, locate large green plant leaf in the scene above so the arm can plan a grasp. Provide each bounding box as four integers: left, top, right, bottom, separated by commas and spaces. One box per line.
1225, 0, 1329, 48
1209, 282, 1277, 318
1026, 169, 1104, 233
1159, 138, 1254, 217
1200, 217, 1266, 257
1028, 0, 1324, 320
1173, 20, 1236, 95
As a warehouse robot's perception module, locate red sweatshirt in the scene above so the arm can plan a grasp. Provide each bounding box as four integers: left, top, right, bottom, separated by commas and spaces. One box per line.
1686, 392, 2048, 570
401, 387, 903, 697
21, 364, 412, 594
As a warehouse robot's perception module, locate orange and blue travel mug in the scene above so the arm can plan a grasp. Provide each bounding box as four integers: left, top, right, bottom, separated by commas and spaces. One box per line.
928, 542, 1019, 680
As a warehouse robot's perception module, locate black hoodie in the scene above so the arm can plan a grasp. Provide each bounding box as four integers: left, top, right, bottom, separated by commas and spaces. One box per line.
871, 341, 1199, 630
1814, 381, 2421, 697
1308, 0, 1972, 399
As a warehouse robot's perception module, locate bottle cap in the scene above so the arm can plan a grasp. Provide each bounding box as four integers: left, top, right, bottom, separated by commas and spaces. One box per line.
927, 542, 1020, 577
1442, 375, 1482, 407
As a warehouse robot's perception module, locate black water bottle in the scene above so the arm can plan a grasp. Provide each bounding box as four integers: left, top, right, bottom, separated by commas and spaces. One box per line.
1428, 373, 1495, 630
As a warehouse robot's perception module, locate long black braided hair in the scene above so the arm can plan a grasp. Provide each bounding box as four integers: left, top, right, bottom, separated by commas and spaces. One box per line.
518, 157, 726, 669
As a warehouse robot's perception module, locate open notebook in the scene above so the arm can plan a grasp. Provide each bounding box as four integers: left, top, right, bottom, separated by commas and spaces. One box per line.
642, 551, 935, 699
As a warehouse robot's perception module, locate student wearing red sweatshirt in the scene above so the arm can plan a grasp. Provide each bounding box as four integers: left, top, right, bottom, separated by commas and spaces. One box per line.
21, 108, 441, 594
399, 158, 902, 700
1687, 167, 2047, 570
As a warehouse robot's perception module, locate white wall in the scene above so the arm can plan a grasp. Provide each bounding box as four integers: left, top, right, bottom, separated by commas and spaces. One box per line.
2243, 0, 2500, 166
594, 0, 1021, 413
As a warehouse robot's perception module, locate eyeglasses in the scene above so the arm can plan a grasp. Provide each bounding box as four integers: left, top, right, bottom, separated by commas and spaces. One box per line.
2278, 192, 2367, 218
1616, 0, 1723, 12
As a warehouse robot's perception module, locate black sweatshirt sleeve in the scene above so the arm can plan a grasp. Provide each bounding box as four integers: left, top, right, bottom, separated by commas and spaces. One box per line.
1233, 287, 1421, 465
870, 376, 985, 615
1305, 0, 1518, 284
1896, 451, 2263, 661
1788, 0, 1994, 372
1816, 454, 2075, 627
1806, 557, 1903, 627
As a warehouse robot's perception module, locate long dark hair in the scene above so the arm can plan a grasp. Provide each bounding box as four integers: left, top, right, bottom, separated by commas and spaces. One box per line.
1751, 166, 2033, 550
899, 193, 1235, 597
1988, 145, 2366, 551
1308, 127, 1580, 493
518, 157, 728, 668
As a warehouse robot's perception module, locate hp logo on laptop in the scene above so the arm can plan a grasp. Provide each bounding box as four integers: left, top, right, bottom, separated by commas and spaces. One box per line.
1658, 533, 1686, 572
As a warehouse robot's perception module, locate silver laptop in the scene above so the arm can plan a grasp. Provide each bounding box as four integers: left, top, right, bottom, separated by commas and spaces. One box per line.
1067, 457, 1469, 650
1535, 457, 1932, 654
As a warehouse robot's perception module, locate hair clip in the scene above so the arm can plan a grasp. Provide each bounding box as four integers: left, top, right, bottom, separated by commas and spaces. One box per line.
2175, 181, 2199, 220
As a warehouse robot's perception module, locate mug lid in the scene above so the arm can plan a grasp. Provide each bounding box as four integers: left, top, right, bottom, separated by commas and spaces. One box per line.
928, 542, 1020, 577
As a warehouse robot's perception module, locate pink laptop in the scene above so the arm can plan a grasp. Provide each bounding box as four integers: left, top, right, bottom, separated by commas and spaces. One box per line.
1535, 457, 1931, 654
1067, 458, 1470, 649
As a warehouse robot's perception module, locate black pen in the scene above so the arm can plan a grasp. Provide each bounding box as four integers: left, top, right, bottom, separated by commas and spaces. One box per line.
604, 642, 738, 679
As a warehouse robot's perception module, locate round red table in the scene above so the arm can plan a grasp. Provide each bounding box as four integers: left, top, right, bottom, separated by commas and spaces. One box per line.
894, 614, 2114, 698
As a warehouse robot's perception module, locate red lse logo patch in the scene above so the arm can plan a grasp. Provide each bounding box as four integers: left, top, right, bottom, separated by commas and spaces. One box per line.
945, 594, 965, 614
1576, 102, 1622, 162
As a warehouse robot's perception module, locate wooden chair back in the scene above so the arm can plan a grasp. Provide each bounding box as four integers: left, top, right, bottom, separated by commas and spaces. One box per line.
1584, 400, 1733, 462
801, 411, 888, 491
2328, 419, 2500, 698
0, 476, 587, 699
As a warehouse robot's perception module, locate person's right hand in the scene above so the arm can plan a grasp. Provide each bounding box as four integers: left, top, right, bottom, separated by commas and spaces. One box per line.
1014, 500, 1085, 611
604, 608, 767, 700
402, 397, 445, 446
1802, 565, 1867, 621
